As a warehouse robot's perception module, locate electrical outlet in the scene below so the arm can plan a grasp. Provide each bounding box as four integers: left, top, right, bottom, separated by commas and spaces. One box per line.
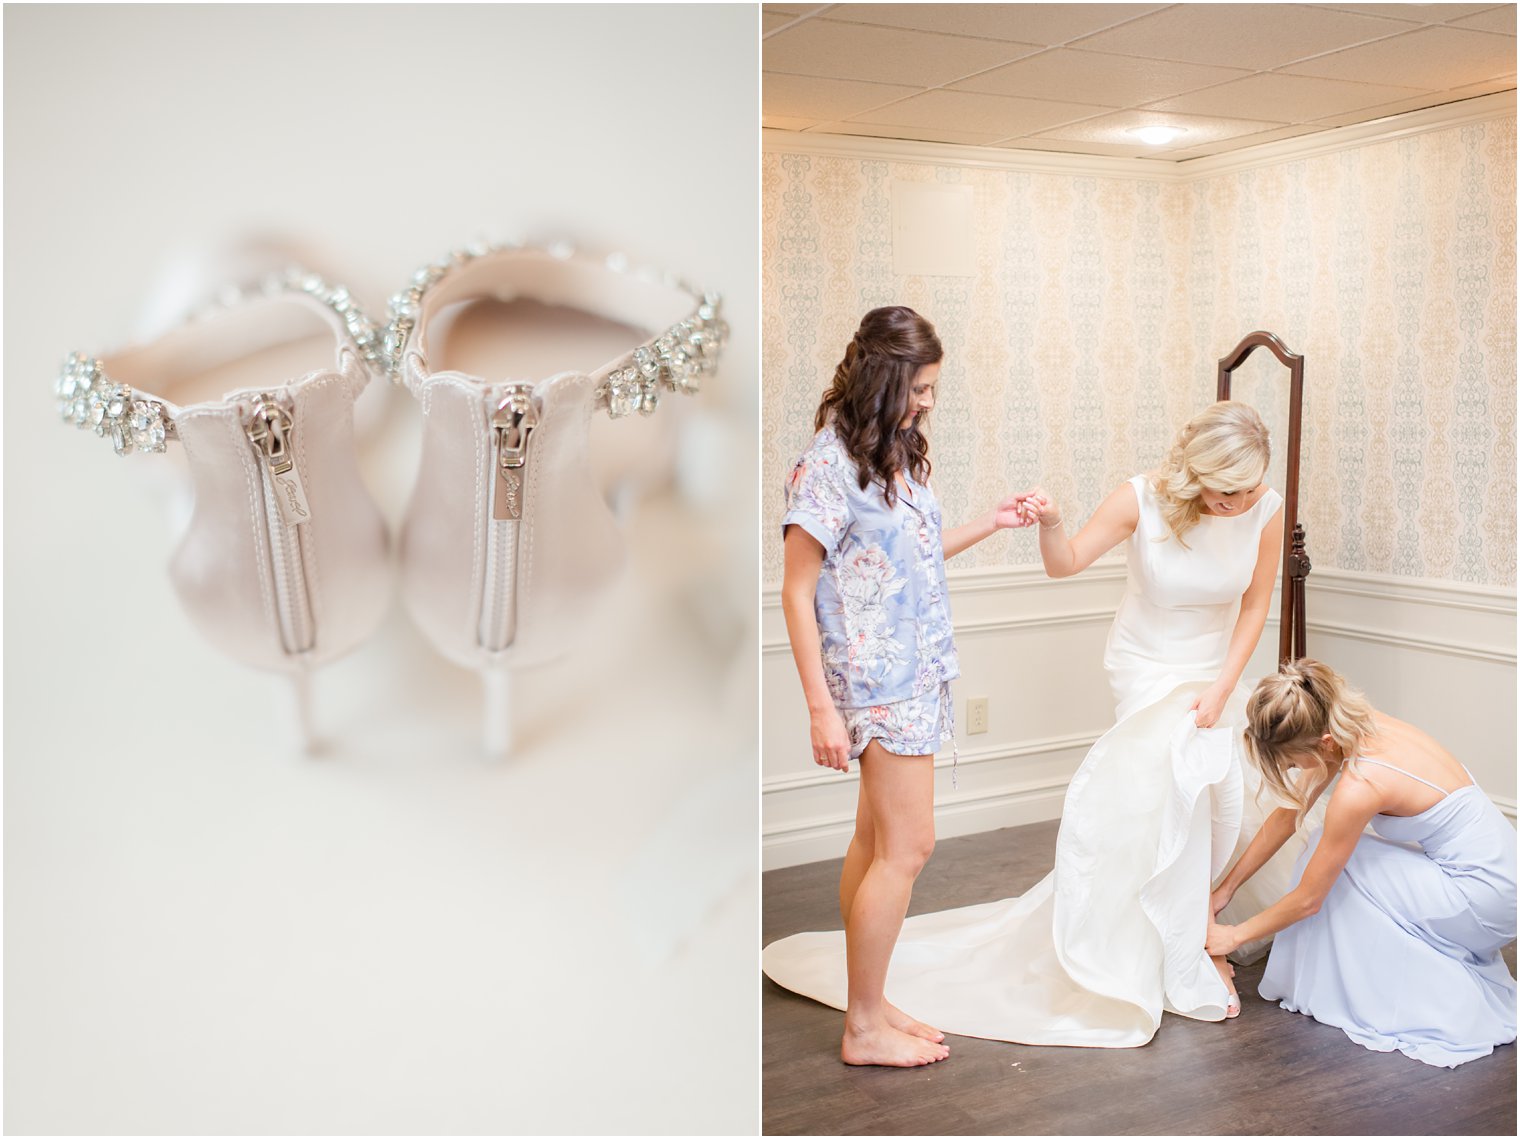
967, 697, 989, 735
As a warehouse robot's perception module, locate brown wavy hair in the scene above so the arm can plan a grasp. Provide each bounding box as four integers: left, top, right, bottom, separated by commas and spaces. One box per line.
815, 306, 942, 507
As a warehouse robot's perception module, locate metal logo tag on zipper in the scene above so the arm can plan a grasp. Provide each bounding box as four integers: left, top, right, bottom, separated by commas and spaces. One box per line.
491, 387, 538, 521
245, 392, 312, 527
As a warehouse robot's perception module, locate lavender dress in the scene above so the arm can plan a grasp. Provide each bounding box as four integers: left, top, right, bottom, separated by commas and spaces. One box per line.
1260, 757, 1518, 1067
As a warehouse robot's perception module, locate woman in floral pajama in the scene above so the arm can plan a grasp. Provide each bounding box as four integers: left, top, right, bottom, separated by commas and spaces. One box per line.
778, 306, 1030, 1067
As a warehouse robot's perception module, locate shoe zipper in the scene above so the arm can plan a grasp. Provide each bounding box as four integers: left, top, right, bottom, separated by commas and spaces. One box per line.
244, 392, 316, 656
478, 383, 538, 651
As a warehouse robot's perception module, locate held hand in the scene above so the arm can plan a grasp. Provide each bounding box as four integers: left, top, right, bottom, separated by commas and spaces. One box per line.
811, 705, 853, 773
1210, 884, 1235, 917
994, 493, 1039, 530
1206, 921, 1241, 958
1011, 487, 1061, 530
1189, 681, 1231, 729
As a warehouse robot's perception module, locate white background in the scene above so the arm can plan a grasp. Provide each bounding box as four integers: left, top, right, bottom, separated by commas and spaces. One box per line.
4, 5, 759, 1133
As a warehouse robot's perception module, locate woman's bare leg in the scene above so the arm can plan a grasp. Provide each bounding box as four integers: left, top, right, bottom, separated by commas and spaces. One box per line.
838, 789, 875, 925
839, 785, 944, 1043
841, 741, 949, 1066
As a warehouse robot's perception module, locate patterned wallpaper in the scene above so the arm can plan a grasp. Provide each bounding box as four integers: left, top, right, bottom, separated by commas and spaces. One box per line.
761, 117, 1517, 588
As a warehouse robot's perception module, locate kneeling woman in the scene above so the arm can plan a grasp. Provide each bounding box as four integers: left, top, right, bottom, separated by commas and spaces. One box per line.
1208, 659, 1517, 1067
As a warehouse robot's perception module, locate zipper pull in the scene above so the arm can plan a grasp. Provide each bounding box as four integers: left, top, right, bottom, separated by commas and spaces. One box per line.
491, 387, 538, 520
245, 392, 312, 526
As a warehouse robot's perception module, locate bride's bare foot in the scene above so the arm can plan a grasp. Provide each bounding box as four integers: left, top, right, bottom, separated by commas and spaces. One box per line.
885, 1000, 945, 1043
1212, 955, 1241, 1018
841, 1022, 950, 1067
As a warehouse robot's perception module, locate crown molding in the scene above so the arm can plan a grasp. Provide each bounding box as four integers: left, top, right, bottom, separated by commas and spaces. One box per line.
1178, 90, 1516, 178
762, 127, 1183, 180
763, 90, 1516, 184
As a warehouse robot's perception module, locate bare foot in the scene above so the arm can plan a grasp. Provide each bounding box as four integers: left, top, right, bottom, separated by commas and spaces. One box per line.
1211, 954, 1240, 1018
841, 1023, 950, 1067
885, 1000, 945, 1043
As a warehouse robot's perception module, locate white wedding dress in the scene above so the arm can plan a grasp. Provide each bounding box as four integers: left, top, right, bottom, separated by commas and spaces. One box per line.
763, 475, 1306, 1047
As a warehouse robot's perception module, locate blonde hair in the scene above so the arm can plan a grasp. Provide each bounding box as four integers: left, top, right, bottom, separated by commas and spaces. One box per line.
1152, 400, 1271, 544
1244, 658, 1377, 826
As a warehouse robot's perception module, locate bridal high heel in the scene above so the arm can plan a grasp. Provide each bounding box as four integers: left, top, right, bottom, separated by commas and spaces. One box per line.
385, 240, 727, 754
1213, 956, 1242, 1018
54, 266, 393, 748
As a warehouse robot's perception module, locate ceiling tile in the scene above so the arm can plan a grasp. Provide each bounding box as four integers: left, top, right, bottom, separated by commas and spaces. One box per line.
1449, 6, 1519, 34
1072, 4, 1412, 69
763, 73, 923, 121
1308, 3, 1495, 21
761, 5, 1514, 162
1283, 25, 1517, 86
1146, 73, 1429, 122
820, 4, 1168, 45
1034, 108, 1288, 146
810, 120, 1019, 146
765, 19, 1040, 87
763, 114, 823, 131
952, 48, 1252, 105
848, 89, 1114, 135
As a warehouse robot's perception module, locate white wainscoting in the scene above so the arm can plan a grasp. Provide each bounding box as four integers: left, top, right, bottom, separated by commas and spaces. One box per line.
762, 563, 1516, 870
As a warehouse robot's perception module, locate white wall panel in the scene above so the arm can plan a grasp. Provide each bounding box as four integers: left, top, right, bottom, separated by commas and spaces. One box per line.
764, 565, 1515, 869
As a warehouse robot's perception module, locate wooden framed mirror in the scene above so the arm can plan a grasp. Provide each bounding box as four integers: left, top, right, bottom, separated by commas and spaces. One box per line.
1216, 331, 1310, 666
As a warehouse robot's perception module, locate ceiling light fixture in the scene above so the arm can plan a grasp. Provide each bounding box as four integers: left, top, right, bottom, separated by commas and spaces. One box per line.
1128, 125, 1186, 146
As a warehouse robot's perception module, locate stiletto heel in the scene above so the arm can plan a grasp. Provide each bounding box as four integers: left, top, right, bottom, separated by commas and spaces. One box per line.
482, 670, 512, 758
287, 671, 318, 754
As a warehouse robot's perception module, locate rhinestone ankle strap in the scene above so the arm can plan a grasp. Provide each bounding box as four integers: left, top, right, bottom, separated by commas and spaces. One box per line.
383, 241, 728, 419
54, 268, 383, 456
54, 351, 173, 455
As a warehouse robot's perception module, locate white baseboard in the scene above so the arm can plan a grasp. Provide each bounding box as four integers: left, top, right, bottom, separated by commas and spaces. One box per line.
767, 774, 1519, 871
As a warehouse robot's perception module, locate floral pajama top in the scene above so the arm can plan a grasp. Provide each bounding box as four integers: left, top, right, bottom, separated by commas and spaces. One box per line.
782, 424, 959, 758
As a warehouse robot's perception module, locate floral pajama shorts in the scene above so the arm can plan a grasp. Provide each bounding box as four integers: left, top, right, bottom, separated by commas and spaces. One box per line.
843, 681, 955, 762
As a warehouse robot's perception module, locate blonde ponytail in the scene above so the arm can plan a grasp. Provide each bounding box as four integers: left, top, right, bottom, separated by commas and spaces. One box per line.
1244, 658, 1377, 826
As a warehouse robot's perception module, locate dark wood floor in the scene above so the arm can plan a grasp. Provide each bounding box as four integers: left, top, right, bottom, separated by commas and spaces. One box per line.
763, 821, 1518, 1137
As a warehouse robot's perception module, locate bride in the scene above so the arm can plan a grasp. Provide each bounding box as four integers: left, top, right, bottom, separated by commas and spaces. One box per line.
764, 400, 1300, 1048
